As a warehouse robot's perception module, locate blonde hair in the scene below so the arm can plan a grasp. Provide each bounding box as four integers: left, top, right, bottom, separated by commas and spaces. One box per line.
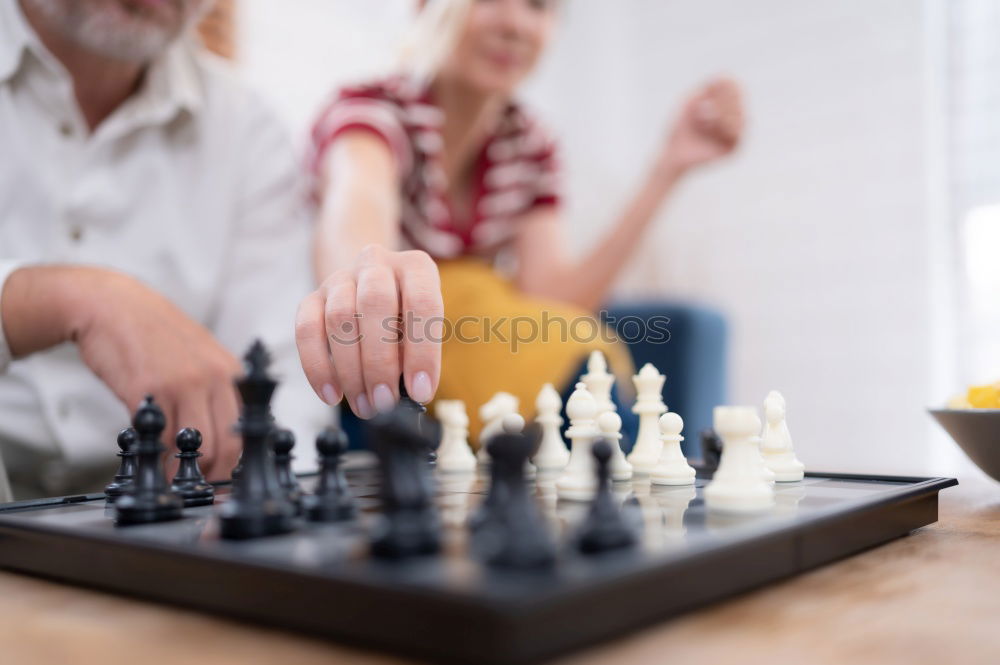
398, 0, 473, 82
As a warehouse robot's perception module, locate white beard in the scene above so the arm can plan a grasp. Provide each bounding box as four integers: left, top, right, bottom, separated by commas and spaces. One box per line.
23, 0, 212, 63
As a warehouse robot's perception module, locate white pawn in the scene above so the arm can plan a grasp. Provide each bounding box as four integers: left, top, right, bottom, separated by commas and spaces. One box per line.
627, 363, 667, 473
532, 383, 570, 470
704, 406, 775, 512
650, 412, 695, 486
581, 351, 632, 481
477, 392, 520, 464
761, 390, 804, 482
434, 400, 476, 473
556, 383, 600, 501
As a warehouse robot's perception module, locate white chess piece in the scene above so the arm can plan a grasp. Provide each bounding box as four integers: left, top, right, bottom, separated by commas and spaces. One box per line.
434, 400, 476, 473
704, 406, 775, 512
477, 392, 520, 464
761, 390, 805, 482
650, 412, 695, 486
581, 351, 632, 481
627, 363, 667, 473
556, 383, 600, 501
532, 383, 570, 470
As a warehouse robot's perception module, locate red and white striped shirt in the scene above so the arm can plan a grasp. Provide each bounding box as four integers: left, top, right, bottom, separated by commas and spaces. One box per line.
308, 77, 561, 259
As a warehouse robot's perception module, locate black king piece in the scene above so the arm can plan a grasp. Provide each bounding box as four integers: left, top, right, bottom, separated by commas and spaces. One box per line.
218, 340, 295, 539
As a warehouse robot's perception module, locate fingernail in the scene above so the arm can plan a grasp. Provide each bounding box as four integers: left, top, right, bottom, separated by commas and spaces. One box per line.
355, 393, 374, 419
321, 383, 341, 405
411, 371, 433, 404
372, 383, 396, 413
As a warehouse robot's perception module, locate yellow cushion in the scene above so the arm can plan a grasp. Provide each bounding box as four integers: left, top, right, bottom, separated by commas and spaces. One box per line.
436, 259, 634, 447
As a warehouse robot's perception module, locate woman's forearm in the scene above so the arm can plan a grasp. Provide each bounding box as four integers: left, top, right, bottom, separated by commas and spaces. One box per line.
312, 134, 402, 283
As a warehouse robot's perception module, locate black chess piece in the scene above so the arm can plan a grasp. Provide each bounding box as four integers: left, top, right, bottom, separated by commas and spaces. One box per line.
477, 430, 556, 569
369, 406, 440, 558
271, 428, 303, 512
397, 376, 438, 463
170, 428, 215, 508
218, 340, 296, 540
575, 440, 638, 554
700, 428, 723, 472
104, 427, 138, 502
303, 427, 356, 522
468, 444, 506, 534
115, 397, 184, 526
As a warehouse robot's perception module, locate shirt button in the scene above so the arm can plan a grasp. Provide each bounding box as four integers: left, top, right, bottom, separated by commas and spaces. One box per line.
58, 122, 73, 137
69, 226, 84, 243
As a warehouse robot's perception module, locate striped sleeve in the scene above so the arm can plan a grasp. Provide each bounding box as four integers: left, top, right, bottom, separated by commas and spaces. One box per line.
308, 85, 414, 188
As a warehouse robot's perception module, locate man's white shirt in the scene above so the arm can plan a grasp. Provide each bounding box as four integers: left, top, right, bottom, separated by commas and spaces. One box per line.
0, 2, 328, 489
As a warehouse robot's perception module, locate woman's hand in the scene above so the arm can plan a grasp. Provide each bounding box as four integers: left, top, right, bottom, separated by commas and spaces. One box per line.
295, 244, 443, 419
660, 78, 744, 177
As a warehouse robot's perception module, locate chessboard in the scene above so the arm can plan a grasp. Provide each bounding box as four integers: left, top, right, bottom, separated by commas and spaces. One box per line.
0, 461, 955, 665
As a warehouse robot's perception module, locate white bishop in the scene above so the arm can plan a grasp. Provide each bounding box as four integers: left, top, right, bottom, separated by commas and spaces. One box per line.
581, 351, 632, 481
556, 383, 601, 501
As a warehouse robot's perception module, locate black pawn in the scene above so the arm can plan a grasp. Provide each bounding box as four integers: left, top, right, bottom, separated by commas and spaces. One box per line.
304, 428, 356, 522
218, 340, 295, 539
115, 396, 184, 526
477, 431, 555, 569
104, 427, 138, 501
171, 428, 215, 508
576, 440, 637, 554
271, 428, 303, 512
369, 406, 440, 558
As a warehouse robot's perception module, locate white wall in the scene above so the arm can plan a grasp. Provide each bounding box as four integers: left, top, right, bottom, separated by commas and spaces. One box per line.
235, 0, 965, 476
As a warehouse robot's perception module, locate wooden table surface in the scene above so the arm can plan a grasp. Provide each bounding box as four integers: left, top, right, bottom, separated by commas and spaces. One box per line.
2, 473, 998, 665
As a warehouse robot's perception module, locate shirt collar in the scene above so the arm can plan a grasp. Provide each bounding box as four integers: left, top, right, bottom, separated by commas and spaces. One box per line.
0, 0, 34, 84
0, 0, 203, 123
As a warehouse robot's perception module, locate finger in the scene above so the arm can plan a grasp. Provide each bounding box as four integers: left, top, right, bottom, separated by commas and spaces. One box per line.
323, 273, 370, 418
395, 251, 443, 404
206, 380, 241, 482
355, 258, 402, 414
295, 289, 342, 405
172, 389, 213, 480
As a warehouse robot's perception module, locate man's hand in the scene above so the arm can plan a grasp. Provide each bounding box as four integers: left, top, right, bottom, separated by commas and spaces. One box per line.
660, 78, 744, 176
296, 244, 443, 419
2, 266, 242, 481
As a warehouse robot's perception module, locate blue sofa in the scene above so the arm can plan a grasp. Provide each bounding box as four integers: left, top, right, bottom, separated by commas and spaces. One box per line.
342, 302, 727, 461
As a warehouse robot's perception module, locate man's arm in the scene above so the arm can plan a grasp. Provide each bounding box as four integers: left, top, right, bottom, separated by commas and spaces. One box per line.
0, 264, 241, 480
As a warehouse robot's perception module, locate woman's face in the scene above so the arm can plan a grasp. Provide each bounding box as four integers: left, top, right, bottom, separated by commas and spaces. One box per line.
440, 0, 557, 95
